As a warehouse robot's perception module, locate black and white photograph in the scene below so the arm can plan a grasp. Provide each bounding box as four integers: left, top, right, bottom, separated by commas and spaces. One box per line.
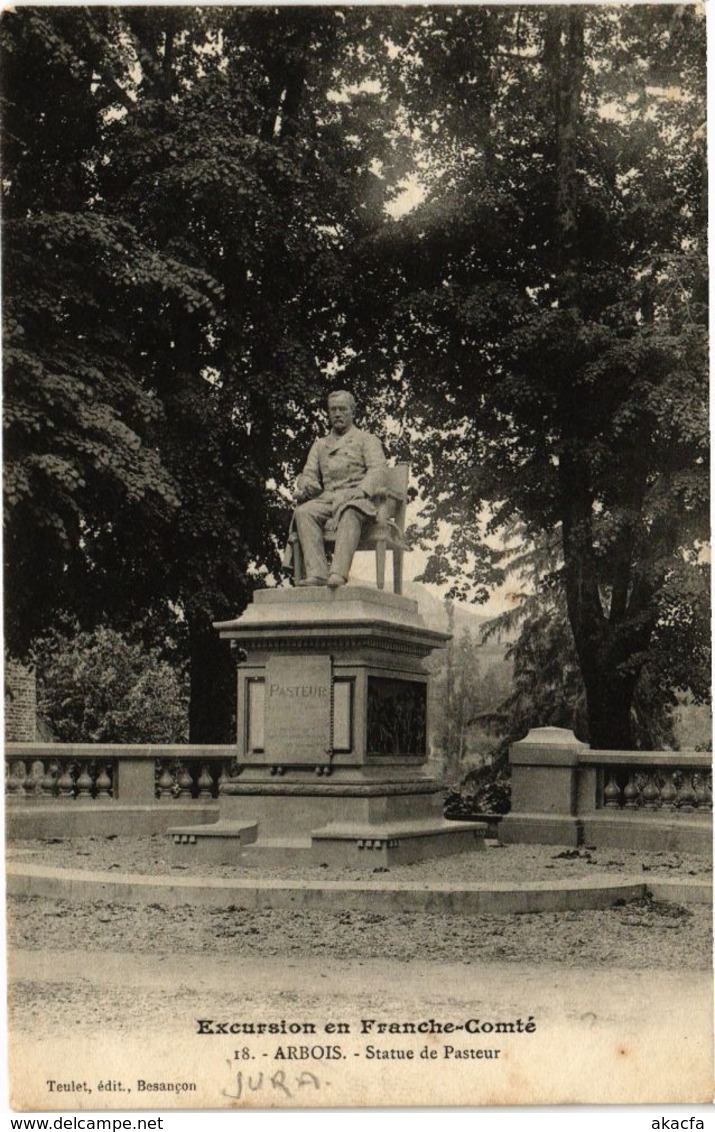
2, 1, 712, 1114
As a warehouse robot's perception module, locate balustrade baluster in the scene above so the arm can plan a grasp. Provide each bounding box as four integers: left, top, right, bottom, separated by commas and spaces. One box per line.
692, 773, 708, 810
176, 762, 194, 799
27, 760, 46, 799
676, 771, 696, 811
623, 773, 639, 809
603, 772, 621, 808
197, 764, 214, 799
42, 760, 59, 798
156, 763, 174, 800
15, 760, 28, 797
6, 760, 27, 797
95, 763, 112, 799
76, 762, 93, 801
599, 762, 714, 815
57, 763, 75, 799
660, 772, 678, 809
641, 770, 660, 809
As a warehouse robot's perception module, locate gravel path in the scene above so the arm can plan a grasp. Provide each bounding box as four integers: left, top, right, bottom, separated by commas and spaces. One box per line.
7, 836, 712, 972
7, 889, 712, 972
6, 834, 711, 883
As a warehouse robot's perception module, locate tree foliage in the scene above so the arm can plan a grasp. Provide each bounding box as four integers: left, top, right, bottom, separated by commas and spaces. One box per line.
33, 625, 188, 744
430, 601, 513, 783
2, 8, 414, 737
340, 7, 708, 748
483, 523, 710, 749
3, 8, 707, 749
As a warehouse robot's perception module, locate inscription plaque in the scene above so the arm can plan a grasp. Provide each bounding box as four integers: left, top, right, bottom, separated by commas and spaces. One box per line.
263, 655, 332, 764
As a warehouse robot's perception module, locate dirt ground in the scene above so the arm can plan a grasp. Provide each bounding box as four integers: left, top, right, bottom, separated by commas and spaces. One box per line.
6, 838, 713, 1107
6, 832, 711, 882
6, 838, 712, 997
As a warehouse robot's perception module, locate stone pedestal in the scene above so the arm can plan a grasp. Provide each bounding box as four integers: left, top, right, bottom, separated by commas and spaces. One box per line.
169, 586, 485, 865
499, 726, 588, 847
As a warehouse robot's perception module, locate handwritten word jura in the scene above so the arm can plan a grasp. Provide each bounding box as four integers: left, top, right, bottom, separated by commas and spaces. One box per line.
222, 1064, 321, 1102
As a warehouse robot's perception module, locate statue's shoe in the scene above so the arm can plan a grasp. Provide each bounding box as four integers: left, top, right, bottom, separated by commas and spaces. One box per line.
327, 573, 347, 588
297, 577, 328, 586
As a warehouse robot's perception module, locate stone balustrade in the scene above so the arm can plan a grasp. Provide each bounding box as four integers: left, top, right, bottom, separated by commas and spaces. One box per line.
6, 734, 712, 854
6, 753, 116, 801
580, 751, 712, 813
500, 728, 713, 854
4, 743, 236, 838
5, 743, 237, 803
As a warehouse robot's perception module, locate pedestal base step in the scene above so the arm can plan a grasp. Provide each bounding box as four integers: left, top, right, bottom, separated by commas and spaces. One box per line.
168, 820, 259, 864
310, 819, 486, 866
167, 818, 486, 867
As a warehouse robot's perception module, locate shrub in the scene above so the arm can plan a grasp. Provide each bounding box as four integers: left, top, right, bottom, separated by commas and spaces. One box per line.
33, 626, 189, 743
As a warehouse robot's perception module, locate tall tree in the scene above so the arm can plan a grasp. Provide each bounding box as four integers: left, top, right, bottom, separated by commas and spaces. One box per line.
2, 8, 414, 738
343, 7, 708, 748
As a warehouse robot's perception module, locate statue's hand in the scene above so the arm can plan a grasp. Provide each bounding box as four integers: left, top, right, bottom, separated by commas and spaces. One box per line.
295, 475, 321, 504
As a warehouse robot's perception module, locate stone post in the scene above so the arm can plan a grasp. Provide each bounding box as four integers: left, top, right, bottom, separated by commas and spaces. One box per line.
499, 726, 588, 847
114, 752, 156, 804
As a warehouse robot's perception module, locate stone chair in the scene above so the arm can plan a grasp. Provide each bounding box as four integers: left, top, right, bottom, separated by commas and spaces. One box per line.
289, 463, 409, 594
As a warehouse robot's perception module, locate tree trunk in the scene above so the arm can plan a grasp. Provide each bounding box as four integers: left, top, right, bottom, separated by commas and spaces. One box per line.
187, 614, 235, 744
582, 674, 639, 751
546, 8, 646, 749
559, 456, 656, 750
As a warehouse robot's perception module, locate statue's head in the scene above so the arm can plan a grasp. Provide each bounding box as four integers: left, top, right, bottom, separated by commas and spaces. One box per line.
328, 390, 355, 435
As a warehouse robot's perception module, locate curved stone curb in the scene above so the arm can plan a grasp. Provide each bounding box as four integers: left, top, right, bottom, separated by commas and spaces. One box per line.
8, 862, 708, 914
645, 878, 712, 905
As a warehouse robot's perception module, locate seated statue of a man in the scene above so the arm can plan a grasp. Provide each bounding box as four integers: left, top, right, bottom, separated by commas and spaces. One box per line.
290, 390, 387, 588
